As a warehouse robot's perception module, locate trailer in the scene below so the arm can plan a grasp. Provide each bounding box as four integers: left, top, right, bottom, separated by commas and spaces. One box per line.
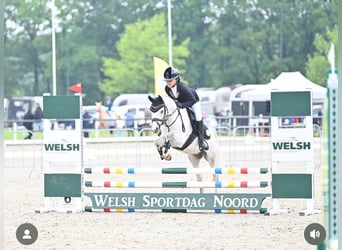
229, 72, 326, 128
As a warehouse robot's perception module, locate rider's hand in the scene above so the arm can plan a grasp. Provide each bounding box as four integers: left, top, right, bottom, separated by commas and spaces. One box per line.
175, 100, 183, 108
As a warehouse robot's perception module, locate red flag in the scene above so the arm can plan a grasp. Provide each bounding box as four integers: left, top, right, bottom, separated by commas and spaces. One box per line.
68, 82, 82, 93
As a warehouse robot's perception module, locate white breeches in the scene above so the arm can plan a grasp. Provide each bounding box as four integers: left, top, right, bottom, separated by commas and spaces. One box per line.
191, 102, 203, 121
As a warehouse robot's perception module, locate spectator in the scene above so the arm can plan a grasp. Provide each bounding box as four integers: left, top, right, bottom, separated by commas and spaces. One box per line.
105, 96, 113, 111
124, 109, 135, 136
23, 107, 34, 139
141, 107, 152, 136
317, 107, 323, 127
33, 102, 44, 137
82, 109, 92, 138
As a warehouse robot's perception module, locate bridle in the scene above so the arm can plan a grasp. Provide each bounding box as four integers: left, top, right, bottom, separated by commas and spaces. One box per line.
150, 102, 185, 133
150, 98, 199, 154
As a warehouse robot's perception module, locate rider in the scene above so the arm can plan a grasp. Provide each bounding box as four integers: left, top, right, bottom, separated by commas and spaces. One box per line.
163, 66, 209, 151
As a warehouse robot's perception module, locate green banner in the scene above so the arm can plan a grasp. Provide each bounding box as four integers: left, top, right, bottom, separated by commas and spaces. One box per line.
271, 91, 311, 116
43, 95, 80, 119
44, 174, 82, 197
272, 173, 312, 199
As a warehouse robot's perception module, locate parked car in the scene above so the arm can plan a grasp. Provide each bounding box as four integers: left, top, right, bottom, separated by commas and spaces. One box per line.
4, 96, 43, 127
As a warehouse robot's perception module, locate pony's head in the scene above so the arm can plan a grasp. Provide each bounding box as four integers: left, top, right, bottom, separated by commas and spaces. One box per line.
148, 95, 165, 133
148, 95, 179, 133
95, 102, 103, 112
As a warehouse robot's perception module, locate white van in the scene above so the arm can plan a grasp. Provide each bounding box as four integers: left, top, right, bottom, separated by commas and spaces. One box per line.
5, 96, 43, 127
113, 94, 150, 107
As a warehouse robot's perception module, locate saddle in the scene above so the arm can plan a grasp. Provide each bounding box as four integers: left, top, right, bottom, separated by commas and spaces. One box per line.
185, 108, 211, 140
172, 107, 211, 151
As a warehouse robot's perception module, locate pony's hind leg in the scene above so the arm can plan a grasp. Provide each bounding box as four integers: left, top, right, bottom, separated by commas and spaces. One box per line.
203, 149, 219, 188
188, 154, 203, 193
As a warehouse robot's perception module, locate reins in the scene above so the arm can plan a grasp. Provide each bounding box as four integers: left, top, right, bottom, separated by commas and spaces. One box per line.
150, 97, 199, 151
151, 103, 185, 132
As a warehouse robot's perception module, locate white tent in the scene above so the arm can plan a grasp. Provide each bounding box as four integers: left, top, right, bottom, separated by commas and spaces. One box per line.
241, 72, 326, 104
229, 72, 327, 127
268, 71, 326, 103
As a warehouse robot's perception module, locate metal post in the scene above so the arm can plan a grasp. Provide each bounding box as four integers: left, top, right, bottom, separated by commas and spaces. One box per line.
51, 0, 57, 95
167, 0, 172, 66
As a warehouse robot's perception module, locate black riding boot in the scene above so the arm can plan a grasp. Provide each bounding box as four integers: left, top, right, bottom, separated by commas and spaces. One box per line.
197, 120, 209, 151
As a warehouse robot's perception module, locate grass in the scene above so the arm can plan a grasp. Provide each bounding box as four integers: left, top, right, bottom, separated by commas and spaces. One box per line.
3, 127, 321, 140
3, 129, 154, 140
4, 130, 43, 140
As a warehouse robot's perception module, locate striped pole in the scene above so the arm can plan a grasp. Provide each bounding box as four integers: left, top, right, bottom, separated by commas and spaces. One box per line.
84, 206, 268, 214
84, 180, 269, 188
84, 167, 269, 175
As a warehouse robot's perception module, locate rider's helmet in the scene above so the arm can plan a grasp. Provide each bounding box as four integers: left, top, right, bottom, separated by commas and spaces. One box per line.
163, 67, 180, 82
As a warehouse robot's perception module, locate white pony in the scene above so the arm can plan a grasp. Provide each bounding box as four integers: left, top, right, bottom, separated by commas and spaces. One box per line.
148, 95, 219, 192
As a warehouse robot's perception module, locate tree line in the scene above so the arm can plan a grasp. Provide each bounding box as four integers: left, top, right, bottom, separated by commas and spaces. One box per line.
5, 0, 337, 105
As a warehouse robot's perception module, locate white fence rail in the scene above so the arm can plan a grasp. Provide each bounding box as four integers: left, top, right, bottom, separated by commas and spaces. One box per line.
4, 126, 323, 172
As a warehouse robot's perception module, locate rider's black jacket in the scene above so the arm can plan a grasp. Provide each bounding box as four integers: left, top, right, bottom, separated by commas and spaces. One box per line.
165, 81, 199, 108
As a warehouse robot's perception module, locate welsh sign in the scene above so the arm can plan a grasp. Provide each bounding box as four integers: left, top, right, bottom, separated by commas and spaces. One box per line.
271, 91, 313, 161
84, 193, 271, 211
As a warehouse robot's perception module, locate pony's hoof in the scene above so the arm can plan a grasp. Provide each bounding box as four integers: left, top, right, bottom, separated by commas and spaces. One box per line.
164, 154, 172, 161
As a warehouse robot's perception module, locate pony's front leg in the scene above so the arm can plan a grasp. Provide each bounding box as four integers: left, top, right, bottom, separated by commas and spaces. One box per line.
154, 133, 172, 161
154, 137, 166, 160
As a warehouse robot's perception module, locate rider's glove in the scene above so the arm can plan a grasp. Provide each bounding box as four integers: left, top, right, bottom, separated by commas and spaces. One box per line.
175, 100, 183, 108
